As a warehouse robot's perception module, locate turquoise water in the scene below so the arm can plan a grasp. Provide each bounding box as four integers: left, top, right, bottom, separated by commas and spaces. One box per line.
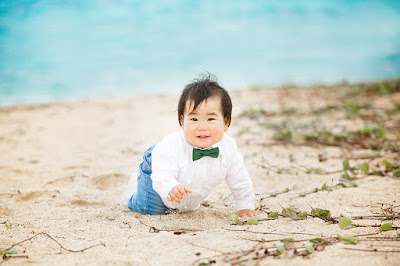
1, 0, 399, 105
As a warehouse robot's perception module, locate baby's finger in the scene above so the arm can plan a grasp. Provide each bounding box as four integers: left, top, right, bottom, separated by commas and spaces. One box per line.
184, 187, 192, 193
174, 195, 181, 203
173, 190, 183, 199
170, 193, 181, 203
177, 186, 187, 196
167, 195, 172, 202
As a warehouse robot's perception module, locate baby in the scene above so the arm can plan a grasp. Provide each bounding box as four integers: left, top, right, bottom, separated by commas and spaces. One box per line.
121, 75, 259, 218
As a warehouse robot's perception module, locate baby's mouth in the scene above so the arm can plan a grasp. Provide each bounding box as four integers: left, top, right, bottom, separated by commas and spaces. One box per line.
197, 135, 209, 139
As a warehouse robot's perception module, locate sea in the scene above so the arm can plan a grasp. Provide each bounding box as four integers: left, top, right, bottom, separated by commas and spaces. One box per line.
0, 0, 399, 105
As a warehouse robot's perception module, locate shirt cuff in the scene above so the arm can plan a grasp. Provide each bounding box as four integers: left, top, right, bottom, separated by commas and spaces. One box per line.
236, 199, 255, 211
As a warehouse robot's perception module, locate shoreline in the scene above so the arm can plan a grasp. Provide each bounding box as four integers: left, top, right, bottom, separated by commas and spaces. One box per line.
1, 76, 398, 109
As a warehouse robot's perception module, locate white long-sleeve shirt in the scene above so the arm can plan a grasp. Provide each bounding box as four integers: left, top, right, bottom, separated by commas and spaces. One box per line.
121, 130, 255, 212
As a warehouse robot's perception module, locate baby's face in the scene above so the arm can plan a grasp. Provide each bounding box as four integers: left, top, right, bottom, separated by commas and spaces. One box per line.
181, 96, 228, 148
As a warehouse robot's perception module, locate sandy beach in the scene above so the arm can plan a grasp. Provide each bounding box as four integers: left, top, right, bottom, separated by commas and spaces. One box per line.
1, 81, 399, 265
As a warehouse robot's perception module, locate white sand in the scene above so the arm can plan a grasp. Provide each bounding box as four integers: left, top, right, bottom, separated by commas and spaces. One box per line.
0, 86, 399, 265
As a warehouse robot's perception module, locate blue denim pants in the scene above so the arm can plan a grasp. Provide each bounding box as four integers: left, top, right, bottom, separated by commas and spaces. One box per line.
128, 145, 169, 215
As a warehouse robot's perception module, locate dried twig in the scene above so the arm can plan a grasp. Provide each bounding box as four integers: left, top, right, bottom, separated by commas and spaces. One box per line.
225, 228, 322, 237
0, 193, 17, 197
0, 255, 29, 266
255, 188, 290, 197
344, 247, 400, 253
133, 215, 202, 234
363, 239, 400, 242
2, 232, 105, 253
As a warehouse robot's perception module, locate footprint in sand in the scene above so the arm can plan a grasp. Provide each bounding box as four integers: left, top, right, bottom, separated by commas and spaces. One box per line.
17, 191, 45, 202
90, 173, 128, 190
62, 165, 90, 170
71, 199, 106, 207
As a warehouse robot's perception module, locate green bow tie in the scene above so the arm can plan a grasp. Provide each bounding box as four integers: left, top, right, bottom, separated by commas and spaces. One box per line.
193, 147, 219, 161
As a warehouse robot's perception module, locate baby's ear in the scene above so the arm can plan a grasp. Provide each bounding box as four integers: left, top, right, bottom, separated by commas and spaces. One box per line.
179, 115, 183, 126
224, 118, 230, 131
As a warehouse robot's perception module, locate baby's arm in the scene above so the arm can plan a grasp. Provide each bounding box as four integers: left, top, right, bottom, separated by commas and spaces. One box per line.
225, 140, 258, 216
167, 185, 192, 203
151, 135, 182, 204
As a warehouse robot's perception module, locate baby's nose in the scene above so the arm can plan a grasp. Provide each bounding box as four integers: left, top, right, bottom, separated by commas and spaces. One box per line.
198, 121, 208, 130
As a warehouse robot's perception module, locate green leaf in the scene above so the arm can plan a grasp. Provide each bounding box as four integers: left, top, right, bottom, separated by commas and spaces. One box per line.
238, 220, 243, 226
297, 212, 308, 218
341, 180, 358, 188
383, 159, 393, 169
268, 212, 279, 218
393, 169, 400, 177
271, 245, 285, 256
338, 216, 353, 229
379, 223, 394, 231
338, 234, 357, 245
341, 171, 353, 181
309, 238, 324, 243
246, 218, 259, 225
311, 208, 331, 218
306, 245, 315, 254
231, 214, 239, 224
349, 167, 357, 175
343, 158, 350, 170
282, 208, 297, 218
359, 162, 369, 174
280, 238, 294, 243
321, 183, 332, 191
277, 246, 285, 254
0, 249, 17, 255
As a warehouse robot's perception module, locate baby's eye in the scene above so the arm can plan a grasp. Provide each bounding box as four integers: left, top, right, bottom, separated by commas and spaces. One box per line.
191, 118, 198, 121
207, 118, 215, 121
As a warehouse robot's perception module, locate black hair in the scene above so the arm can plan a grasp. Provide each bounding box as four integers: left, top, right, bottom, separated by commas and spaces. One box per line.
178, 73, 232, 126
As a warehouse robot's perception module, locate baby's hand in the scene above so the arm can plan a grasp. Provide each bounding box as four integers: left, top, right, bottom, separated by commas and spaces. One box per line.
236, 209, 260, 218
167, 185, 192, 203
